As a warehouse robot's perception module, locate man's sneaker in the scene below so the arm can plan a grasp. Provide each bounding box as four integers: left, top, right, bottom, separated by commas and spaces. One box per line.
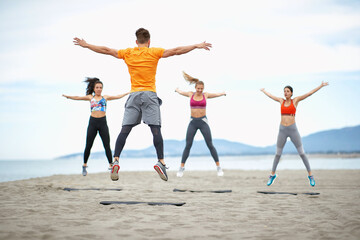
111, 160, 120, 181
267, 174, 277, 186
308, 175, 315, 187
217, 166, 224, 177
154, 161, 168, 181
82, 166, 88, 176
177, 167, 185, 177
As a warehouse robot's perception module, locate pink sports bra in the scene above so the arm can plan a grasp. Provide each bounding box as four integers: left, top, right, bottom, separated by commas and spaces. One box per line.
190, 94, 206, 109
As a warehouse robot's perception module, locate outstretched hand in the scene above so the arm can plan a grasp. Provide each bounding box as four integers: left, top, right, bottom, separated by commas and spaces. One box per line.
321, 81, 329, 87
260, 88, 265, 92
73, 37, 87, 47
197, 41, 212, 50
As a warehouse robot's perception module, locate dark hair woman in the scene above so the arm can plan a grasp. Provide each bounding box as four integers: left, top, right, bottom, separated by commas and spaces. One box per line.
62, 77, 129, 176
260, 81, 329, 187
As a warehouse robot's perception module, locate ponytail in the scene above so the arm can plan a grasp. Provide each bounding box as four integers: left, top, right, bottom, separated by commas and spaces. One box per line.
182, 71, 204, 86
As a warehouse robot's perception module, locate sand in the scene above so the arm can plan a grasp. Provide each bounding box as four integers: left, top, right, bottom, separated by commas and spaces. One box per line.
0, 169, 359, 240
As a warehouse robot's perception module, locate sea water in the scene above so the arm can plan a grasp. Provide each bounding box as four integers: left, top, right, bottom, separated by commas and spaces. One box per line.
0, 155, 359, 183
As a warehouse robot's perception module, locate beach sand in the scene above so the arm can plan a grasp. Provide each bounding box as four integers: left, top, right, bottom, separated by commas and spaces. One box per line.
0, 169, 359, 240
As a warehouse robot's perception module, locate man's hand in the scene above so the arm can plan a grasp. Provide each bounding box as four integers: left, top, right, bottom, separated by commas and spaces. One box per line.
72, 37, 118, 58
73, 37, 88, 48
196, 41, 212, 51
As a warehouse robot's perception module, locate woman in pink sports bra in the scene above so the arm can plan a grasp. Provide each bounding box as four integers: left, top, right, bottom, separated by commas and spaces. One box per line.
175, 72, 226, 177
63, 77, 129, 176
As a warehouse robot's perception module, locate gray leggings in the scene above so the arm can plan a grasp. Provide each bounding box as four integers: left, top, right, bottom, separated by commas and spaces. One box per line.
181, 116, 219, 164
272, 123, 311, 173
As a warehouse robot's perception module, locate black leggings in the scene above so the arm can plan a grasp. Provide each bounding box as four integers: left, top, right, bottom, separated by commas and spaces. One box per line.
181, 116, 219, 164
84, 116, 112, 164
114, 124, 164, 159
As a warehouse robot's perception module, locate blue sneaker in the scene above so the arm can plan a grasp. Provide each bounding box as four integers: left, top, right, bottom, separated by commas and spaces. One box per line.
154, 161, 168, 181
267, 174, 277, 186
308, 175, 315, 187
82, 166, 87, 176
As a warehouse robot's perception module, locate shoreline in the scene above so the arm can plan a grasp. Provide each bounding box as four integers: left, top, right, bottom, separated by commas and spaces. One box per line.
0, 170, 359, 239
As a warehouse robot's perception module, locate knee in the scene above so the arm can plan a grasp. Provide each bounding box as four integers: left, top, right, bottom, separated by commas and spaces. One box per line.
276, 148, 283, 156
184, 143, 193, 150
296, 146, 305, 155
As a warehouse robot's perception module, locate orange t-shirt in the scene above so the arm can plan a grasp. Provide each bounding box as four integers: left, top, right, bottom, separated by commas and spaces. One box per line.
118, 47, 165, 92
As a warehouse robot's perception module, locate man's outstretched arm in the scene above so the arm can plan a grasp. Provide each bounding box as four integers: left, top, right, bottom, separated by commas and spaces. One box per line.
73, 37, 119, 58
162, 41, 212, 58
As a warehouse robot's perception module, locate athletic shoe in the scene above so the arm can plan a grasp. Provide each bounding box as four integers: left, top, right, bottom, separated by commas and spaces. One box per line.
111, 160, 120, 181
267, 174, 277, 186
177, 167, 185, 177
108, 164, 113, 171
308, 175, 315, 187
217, 166, 224, 177
154, 161, 168, 181
82, 166, 88, 176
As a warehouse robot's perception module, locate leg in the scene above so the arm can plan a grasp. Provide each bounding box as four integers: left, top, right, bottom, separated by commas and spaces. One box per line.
98, 118, 113, 165
181, 120, 198, 166
113, 125, 134, 159
150, 125, 168, 181
271, 125, 288, 175
199, 118, 223, 176
149, 125, 164, 162
288, 124, 312, 175
84, 118, 98, 166
111, 125, 134, 181
198, 118, 219, 164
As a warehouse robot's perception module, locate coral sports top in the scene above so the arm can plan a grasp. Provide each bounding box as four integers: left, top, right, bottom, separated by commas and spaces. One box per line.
190, 94, 206, 109
281, 99, 296, 116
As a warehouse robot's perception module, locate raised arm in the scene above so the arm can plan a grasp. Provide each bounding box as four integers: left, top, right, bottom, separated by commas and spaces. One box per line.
73, 37, 119, 58
62, 94, 92, 101
205, 92, 226, 99
162, 41, 212, 58
294, 82, 329, 104
104, 92, 130, 101
260, 88, 282, 103
175, 88, 193, 97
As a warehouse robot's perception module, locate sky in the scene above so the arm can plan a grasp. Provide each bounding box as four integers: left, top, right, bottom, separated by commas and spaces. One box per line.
0, 0, 359, 160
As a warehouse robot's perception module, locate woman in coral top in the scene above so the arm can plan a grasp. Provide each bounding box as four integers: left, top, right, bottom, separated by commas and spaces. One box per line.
175, 72, 226, 177
260, 82, 328, 187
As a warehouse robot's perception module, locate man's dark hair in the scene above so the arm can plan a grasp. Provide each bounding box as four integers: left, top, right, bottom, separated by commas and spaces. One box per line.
136, 28, 150, 44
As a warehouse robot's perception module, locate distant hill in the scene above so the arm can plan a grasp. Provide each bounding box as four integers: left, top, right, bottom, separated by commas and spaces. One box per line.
56, 125, 360, 159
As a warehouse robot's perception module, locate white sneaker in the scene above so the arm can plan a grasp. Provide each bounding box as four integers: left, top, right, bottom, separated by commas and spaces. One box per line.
177, 167, 185, 177
217, 166, 224, 177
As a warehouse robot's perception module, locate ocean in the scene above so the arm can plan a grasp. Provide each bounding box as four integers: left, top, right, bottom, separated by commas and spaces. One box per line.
0, 155, 359, 183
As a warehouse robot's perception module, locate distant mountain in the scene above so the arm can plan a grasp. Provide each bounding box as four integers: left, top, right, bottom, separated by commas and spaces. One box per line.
56, 125, 360, 159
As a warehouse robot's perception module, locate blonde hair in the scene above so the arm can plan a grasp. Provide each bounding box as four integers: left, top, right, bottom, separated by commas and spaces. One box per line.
182, 71, 204, 86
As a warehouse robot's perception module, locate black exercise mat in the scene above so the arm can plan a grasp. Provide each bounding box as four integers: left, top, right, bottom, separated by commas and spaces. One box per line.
173, 188, 232, 193
100, 201, 186, 206
64, 188, 122, 191
257, 191, 320, 196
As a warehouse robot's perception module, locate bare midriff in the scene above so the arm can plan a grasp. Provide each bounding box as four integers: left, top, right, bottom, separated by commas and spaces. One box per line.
281, 115, 295, 126
91, 111, 106, 118
191, 109, 206, 118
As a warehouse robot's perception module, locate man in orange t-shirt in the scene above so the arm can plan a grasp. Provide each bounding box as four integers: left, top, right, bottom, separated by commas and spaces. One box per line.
73, 28, 212, 182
